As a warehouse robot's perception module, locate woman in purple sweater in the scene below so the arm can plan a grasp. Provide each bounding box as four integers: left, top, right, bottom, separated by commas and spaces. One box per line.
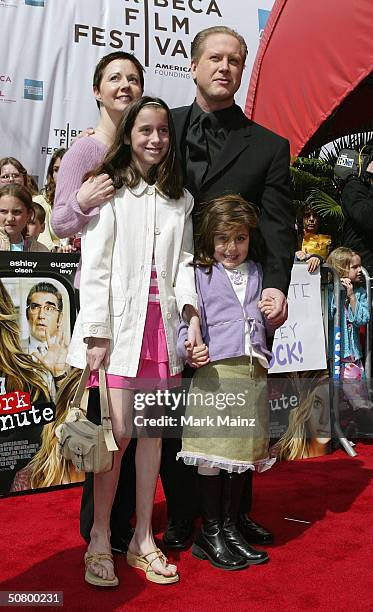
52, 51, 144, 247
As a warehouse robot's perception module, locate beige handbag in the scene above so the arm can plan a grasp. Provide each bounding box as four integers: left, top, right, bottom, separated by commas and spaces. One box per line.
56, 365, 118, 473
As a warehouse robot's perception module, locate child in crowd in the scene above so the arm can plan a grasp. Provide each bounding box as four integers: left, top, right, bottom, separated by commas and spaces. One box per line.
0, 184, 49, 252
26, 201, 46, 242
327, 247, 370, 409
177, 195, 276, 571
67, 97, 200, 587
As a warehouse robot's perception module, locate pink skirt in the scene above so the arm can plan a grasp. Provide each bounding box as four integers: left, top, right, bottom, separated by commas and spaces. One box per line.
87, 301, 181, 390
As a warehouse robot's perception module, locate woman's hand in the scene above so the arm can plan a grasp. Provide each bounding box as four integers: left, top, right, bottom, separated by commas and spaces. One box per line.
76, 174, 115, 212
86, 337, 110, 370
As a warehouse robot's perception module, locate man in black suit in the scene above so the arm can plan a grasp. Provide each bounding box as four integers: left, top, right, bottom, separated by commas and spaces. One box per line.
161, 26, 296, 560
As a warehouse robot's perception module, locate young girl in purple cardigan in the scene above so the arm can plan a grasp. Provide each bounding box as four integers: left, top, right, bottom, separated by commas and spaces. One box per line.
177, 194, 276, 571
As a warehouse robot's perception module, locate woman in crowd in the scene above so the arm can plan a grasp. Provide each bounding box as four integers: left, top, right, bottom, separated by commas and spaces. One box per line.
52, 51, 144, 245
33, 148, 66, 250
0, 157, 38, 196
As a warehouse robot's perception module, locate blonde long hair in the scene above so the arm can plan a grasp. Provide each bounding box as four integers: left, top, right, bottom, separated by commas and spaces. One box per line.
277, 372, 329, 460
29, 367, 83, 489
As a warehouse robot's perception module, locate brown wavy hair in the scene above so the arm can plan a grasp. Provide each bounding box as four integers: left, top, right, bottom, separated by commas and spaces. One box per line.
88, 97, 184, 200
42, 148, 66, 205
194, 194, 266, 271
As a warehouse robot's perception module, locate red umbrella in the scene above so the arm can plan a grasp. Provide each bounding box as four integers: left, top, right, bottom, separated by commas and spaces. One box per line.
245, 0, 373, 156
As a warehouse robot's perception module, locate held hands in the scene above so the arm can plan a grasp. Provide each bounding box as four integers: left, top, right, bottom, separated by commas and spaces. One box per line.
32, 328, 68, 378
259, 288, 288, 328
86, 337, 110, 371
76, 174, 115, 212
183, 310, 209, 368
295, 250, 307, 261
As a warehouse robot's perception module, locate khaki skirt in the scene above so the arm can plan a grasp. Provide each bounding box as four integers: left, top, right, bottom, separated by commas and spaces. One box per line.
177, 357, 275, 473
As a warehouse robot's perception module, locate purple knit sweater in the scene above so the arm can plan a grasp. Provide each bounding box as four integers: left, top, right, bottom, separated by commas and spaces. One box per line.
52, 136, 107, 286
52, 136, 106, 238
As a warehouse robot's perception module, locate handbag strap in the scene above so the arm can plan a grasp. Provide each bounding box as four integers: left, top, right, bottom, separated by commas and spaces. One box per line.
98, 366, 118, 452
71, 365, 118, 452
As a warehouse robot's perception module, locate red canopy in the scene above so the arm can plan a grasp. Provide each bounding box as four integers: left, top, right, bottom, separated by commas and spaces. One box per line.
245, 0, 373, 156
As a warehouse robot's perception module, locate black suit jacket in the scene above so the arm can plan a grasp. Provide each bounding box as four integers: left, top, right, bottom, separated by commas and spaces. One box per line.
171, 104, 296, 295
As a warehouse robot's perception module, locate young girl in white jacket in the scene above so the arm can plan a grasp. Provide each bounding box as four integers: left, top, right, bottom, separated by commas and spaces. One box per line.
67, 97, 200, 588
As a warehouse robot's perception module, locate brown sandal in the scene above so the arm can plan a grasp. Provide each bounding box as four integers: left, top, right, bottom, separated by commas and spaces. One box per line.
84, 552, 119, 587
127, 548, 179, 584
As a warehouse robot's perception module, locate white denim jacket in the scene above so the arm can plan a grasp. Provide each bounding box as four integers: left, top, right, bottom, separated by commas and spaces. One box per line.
67, 181, 197, 376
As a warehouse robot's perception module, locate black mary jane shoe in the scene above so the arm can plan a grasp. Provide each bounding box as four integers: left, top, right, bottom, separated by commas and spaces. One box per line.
162, 518, 193, 550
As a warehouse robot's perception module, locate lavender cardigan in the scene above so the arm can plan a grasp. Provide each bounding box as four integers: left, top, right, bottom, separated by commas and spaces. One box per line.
177, 261, 274, 365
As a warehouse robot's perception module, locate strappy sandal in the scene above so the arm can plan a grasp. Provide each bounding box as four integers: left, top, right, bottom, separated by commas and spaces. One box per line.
84, 551, 119, 587
127, 548, 179, 584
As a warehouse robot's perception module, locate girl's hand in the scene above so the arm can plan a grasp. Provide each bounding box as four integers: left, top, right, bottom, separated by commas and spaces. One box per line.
307, 256, 321, 273
340, 277, 354, 297
186, 312, 203, 347
184, 340, 209, 368
76, 174, 115, 212
86, 337, 110, 370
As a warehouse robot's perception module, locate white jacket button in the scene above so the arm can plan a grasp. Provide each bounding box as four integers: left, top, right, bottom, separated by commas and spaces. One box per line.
89, 325, 98, 334
166, 312, 172, 319
161, 270, 167, 278
154, 227, 161, 235
147, 188, 154, 195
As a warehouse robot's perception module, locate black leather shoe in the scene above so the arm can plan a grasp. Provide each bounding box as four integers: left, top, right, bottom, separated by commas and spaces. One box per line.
238, 514, 274, 545
111, 525, 135, 555
162, 518, 193, 549
192, 521, 249, 571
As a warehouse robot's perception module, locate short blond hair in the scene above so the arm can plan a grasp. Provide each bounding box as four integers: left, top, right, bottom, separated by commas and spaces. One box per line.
191, 26, 247, 63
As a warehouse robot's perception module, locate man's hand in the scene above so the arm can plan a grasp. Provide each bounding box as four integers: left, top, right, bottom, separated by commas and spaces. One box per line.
184, 340, 209, 368
76, 174, 115, 212
259, 288, 288, 328
86, 337, 110, 371
32, 328, 68, 377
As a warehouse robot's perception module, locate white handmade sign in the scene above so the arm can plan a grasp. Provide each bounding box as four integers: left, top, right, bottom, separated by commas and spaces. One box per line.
269, 264, 327, 374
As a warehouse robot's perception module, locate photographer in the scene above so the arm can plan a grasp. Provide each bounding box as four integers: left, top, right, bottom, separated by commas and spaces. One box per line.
340, 153, 373, 276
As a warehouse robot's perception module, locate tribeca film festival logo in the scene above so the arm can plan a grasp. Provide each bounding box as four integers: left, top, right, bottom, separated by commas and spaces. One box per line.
74, 0, 223, 77
24, 78, 43, 101
0, 74, 16, 103
40, 123, 83, 155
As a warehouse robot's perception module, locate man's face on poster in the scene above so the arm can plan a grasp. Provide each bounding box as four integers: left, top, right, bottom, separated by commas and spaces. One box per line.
27, 291, 62, 342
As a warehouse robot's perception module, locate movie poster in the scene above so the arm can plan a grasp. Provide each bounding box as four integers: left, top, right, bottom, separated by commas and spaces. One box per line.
0, 252, 84, 496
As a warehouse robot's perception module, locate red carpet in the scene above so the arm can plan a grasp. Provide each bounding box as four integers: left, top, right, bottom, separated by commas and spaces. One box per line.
1, 443, 373, 612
